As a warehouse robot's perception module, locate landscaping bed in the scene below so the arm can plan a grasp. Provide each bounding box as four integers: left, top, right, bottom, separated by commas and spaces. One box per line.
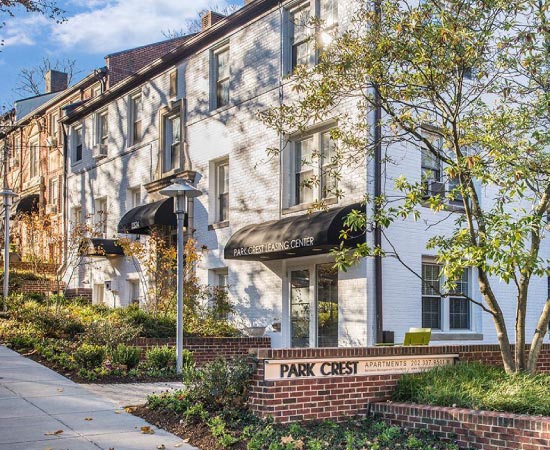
392, 361, 550, 416
130, 357, 461, 450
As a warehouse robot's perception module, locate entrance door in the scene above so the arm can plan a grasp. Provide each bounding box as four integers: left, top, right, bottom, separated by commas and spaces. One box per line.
289, 263, 339, 348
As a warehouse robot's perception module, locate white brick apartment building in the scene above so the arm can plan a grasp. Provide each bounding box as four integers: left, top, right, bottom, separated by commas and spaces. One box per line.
62, 0, 550, 348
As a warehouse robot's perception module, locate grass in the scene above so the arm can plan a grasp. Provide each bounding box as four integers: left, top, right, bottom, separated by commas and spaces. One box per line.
392, 362, 550, 416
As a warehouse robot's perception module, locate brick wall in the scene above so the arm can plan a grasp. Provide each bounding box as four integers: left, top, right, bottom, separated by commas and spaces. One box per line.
11, 262, 59, 276
133, 336, 271, 366
13, 279, 65, 295
249, 345, 550, 423
65, 288, 92, 302
372, 402, 550, 450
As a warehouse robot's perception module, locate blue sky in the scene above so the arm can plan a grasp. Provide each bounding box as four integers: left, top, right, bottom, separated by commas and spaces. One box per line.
0, 0, 243, 109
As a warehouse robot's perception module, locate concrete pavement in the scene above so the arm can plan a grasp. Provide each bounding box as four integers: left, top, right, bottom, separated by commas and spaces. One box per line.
83, 381, 185, 408
0, 345, 196, 450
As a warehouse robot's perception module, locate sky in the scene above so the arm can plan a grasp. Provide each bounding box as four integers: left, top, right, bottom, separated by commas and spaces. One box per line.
0, 0, 243, 109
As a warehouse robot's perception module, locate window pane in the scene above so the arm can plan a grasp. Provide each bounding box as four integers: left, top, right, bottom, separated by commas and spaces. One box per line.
291, 5, 312, 69
291, 269, 310, 348
321, 131, 336, 198
320, 0, 338, 27
421, 147, 440, 180
217, 79, 230, 107
450, 297, 470, 329
422, 263, 441, 295
317, 263, 338, 347
422, 296, 441, 329
100, 113, 108, 144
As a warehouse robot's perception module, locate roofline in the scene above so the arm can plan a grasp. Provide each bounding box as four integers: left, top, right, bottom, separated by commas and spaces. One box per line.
14, 67, 107, 126
105, 34, 195, 58
63, 0, 277, 123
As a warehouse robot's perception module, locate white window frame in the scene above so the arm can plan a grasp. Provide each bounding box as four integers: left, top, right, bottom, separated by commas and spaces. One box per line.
128, 279, 141, 305
285, 126, 337, 208
129, 92, 143, 146
211, 157, 229, 224
94, 283, 105, 305
49, 177, 58, 206
29, 140, 39, 179
128, 186, 141, 210
169, 70, 178, 98
162, 111, 182, 174
72, 125, 83, 163
211, 44, 230, 110
421, 260, 472, 332
51, 112, 59, 138
72, 206, 82, 225
95, 197, 108, 236
95, 109, 109, 147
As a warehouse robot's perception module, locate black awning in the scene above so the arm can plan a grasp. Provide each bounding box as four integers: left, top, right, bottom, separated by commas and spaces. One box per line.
117, 198, 186, 234
15, 194, 39, 215
224, 203, 364, 261
85, 238, 125, 257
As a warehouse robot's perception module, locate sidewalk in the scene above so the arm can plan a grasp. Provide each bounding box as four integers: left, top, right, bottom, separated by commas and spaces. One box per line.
0, 345, 196, 450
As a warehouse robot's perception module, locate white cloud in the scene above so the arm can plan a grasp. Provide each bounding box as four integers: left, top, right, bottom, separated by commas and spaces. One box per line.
0, 15, 49, 48
51, 0, 231, 54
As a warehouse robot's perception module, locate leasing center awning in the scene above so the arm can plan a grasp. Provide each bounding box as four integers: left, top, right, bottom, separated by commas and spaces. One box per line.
224, 203, 364, 261
15, 194, 39, 215
118, 198, 186, 234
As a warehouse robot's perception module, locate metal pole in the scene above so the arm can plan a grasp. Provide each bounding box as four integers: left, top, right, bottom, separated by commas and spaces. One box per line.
176, 205, 185, 374
3, 193, 9, 308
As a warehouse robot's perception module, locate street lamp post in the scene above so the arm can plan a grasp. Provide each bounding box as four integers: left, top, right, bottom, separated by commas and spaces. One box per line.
159, 179, 202, 374
1, 188, 17, 309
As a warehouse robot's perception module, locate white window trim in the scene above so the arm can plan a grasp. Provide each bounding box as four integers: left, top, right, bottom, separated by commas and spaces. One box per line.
95, 197, 108, 236
283, 125, 337, 209
95, 109, 109, 147
72, 125, 83, 164
210, 43, 230, 110
129, 91, 143, 147
162, 110, 183, 174
29, 139, 40, 179
209, 156, 229, 224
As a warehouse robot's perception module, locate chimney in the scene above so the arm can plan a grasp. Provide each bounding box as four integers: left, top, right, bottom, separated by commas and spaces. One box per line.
201, 11, 225, 31
44, 70, 68, 94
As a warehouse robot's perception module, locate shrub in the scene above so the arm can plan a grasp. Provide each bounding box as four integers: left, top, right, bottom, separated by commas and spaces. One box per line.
110, 344, 141, 369
74, 343, 106, 369
84, 318, 142, 348
393, 362, 550, 416
144, 345, 179, 370
183, 357, 256, 412
115, 305, 176, 338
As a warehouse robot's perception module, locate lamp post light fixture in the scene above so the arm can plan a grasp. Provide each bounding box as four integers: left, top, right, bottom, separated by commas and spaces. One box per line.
159, 179, 202, 374
1, 188, 17, 309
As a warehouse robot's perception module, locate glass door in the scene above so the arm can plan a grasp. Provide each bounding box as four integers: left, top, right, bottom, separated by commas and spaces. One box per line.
316, 263, 338, 347
290, 269, 311, 347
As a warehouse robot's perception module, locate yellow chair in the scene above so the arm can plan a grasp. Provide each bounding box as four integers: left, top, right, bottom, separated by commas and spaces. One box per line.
403, 328, 431, 346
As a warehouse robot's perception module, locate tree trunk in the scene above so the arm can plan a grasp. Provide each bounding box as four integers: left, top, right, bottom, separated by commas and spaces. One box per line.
515, 280, 529, 372
527, 299, 550, 374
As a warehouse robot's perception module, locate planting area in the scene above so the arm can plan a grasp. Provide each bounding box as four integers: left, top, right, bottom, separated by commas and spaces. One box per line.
131, 357, 461, 450
0, 294, 239, 381
392, 362, 550, 416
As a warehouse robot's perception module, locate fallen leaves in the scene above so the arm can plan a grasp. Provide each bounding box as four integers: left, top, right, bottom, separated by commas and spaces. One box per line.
84, 417, 93, 421
157, 445, 166, 449
141, 425, 155, 434
44, 430, 63, 436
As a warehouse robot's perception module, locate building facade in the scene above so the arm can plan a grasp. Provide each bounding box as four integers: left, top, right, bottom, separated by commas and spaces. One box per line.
60, 0, 550, 348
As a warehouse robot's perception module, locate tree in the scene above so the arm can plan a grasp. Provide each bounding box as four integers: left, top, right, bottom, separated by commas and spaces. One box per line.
262, 0, 550, 374
0, 0, 63, 19
16, 57, 80, 96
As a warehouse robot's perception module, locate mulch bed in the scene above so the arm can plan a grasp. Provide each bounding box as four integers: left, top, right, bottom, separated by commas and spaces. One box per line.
130, 406, 247, 450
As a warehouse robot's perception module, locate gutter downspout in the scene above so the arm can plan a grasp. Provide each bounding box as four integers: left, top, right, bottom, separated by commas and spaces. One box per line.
373, 0, 383, 344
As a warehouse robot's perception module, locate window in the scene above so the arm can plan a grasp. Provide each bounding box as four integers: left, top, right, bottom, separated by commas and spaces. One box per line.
94, 283, 105, 305
129, 280, 140, 305
169, 70, 178, 98
163, 113, 181, 173
73, 126, 83, 162
49, 178, 58, 206
29, 141, 39, 178
130, 93, 142, 145
51, 112, 58, 137
215, 159, 229, 222
72, 207, 82, 227
96, 110, 109, 146
289, 263, 338, 348
129, 186, 141, 209
287, 128, 337, 207
212, 46, 230, 109
216, 268, 228, 289
286, 0, 338, 72
92, 85, 102, 97
421, 262, 471, 331
95, 197, 108, 235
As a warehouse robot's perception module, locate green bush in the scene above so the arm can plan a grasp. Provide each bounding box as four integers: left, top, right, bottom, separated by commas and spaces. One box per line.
115, 305, 176, 338
393, 362, 550, 416
110, 344, 141, 369
183, 357, 256, 412
74, 343, 106, 369
144, 345, 179, 370
84, 318, 142, 348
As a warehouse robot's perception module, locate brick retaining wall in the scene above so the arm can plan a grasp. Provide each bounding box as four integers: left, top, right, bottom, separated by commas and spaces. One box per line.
371, 402, 550, 450
15, 279, 65, 295
249, 345, 550, 423
10, 262, 59, 275
133, 336, 271, 366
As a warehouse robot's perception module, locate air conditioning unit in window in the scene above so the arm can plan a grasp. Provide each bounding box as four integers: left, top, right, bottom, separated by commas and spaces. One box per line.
104, 280, 119, 292
423, 180, 446, 199
45, 204, 58, 214
92, 144, 108, 159
46, 135, 57, 147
